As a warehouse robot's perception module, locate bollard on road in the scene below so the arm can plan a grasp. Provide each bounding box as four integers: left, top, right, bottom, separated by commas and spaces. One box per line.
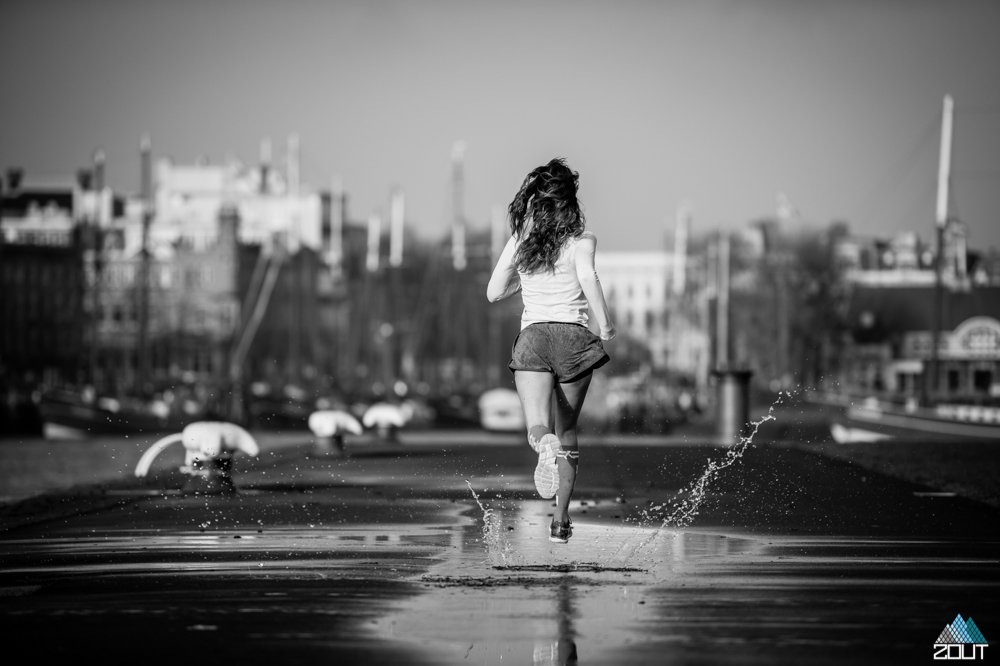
135, 421, 259, 494
308, 410, 363, 457
714, 370, 753, 444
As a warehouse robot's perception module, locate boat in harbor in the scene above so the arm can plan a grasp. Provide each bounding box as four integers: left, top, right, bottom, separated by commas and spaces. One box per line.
37, 387, 205, 439
809, 391, 1000, 442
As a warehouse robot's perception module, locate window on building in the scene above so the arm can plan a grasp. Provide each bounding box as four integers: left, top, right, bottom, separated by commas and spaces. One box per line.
626, 312, 633, 327
948, 369, 961, 392
973, 370, 992, 393
645, 311, 654, 331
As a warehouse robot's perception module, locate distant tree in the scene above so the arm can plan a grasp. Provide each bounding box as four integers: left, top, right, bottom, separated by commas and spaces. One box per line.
729, 221, 850, 390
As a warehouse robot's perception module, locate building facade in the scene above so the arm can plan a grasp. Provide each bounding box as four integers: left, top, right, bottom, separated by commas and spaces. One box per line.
835, 224, 1000, 402
0, 170, 103, 386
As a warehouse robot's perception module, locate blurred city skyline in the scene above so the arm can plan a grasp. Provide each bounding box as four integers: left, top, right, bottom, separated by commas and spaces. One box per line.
2, 0, 1000, 250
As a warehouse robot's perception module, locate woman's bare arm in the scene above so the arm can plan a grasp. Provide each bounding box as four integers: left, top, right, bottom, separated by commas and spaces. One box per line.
486, 236, 522, 302
575, 234, 616, 340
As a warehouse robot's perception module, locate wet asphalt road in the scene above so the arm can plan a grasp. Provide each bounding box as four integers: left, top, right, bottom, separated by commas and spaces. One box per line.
1, 431, 997, 665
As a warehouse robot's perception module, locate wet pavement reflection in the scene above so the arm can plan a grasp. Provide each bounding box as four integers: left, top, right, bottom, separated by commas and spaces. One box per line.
0, 438, 998, 664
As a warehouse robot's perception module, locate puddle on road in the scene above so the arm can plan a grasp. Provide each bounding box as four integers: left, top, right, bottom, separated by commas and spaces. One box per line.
370, 500, 757, 665
494, 564, 644, 573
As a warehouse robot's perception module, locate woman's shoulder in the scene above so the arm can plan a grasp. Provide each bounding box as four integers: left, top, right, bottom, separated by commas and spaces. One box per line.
572, 230, 597, 248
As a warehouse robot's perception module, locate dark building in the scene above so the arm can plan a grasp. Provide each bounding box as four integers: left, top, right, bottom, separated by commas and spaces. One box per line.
0, 173, 88, 386
844, 285, 1000, 402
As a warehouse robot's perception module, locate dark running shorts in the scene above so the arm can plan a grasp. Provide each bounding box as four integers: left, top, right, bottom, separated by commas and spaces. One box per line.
508, 322, 610, 383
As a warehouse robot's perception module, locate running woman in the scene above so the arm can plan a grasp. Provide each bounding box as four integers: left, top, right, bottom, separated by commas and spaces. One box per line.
487, 158, 616, 544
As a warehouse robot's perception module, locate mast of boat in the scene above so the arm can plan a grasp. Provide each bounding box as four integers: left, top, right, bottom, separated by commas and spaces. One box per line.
928, 94, 954, 405
229, 235, 287, 420
389, 187, 408, 385
286, 134, 301, 384
135, 135, 153, 395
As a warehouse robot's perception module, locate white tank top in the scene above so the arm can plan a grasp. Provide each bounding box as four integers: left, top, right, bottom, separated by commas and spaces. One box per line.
517, 231, 593, 329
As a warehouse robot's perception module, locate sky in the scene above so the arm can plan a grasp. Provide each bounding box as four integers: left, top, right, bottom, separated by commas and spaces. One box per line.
2, 0, 999, 251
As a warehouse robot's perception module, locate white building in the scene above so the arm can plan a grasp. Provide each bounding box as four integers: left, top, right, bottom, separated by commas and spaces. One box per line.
596, 251, 709, 379
597, 251, 671, 343
151, 139, 323, 255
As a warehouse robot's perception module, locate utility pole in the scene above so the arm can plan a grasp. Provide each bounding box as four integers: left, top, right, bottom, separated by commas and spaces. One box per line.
928, 94, 954, 405
713, 229, 751, 443
488, 204, 506, 386
672, 203, 690, 297
328, 175, 344, 278
135, 135, 153, 395
451, 141, 467, 272
716, 231, 730, 369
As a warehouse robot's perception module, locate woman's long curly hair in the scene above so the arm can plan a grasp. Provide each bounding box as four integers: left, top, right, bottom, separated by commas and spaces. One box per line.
509, 158, 585, 274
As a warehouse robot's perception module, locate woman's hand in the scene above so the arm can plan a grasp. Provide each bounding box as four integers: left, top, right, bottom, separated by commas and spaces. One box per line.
600, 324, 617, 341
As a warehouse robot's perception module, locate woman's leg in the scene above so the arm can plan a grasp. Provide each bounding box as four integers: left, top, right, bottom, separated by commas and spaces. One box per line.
515, 370, 566, 499
552, 372, 593, 524
514, 370, 555, 442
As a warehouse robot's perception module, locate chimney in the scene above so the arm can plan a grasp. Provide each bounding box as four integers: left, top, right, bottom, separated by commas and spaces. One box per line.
5, 167, 23, 191
140, 135, 152, 206
260, 137, 272, 194
389, 187, 404, 267
93, 150, 105, 190
366, 212, 381, 273
77, 168, 93, 191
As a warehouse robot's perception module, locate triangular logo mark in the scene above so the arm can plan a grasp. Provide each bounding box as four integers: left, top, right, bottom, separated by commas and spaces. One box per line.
935, 626, 953, 644
950, 615, 974, 644
966, 618, 988, 644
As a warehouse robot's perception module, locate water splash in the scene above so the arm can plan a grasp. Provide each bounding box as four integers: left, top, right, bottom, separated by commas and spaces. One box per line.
465, 480, 525, 568
605, 393, 785, 565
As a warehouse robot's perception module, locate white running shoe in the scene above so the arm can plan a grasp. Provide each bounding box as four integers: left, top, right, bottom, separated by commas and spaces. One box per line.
530, 433, 562, 499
